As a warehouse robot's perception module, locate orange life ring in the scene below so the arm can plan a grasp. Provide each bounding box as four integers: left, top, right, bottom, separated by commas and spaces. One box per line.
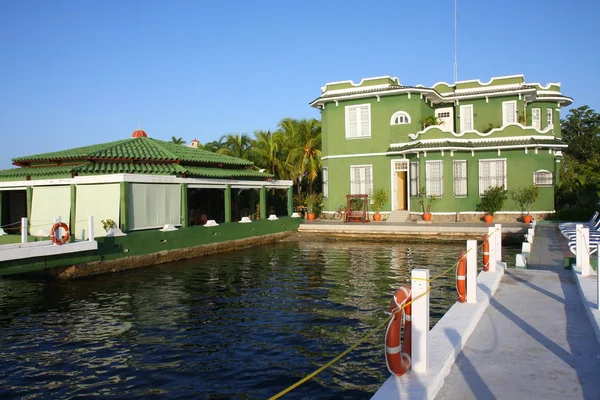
482, 234, 490, 272
457, 250, 467, 303
385, 286, 412, 376
50, 222, 70, 245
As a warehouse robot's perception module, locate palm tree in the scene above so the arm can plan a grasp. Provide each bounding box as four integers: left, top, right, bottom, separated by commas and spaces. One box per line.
203, 137, 227, 153
171, 136, 186, 145
287, 118, 322, 195
252, 130, 285, 176
216, 133, 253, 160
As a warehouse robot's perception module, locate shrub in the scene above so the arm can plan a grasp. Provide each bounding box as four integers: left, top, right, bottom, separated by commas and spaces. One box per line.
372, 188, 389, 214
477, 186, 508, 216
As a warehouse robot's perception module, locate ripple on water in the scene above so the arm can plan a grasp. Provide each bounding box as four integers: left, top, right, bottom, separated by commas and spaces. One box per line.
0, 240, 518, 398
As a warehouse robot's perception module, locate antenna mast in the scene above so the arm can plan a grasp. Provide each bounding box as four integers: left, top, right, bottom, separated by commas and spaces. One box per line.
454, 0, 458, 83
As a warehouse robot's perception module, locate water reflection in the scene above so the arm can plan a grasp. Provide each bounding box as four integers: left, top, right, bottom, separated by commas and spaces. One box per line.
0, 240, 518, 399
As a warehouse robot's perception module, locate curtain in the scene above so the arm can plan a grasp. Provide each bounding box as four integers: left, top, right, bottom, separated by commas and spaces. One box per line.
75, 184, 120, 239
129, 184, 181, 230
30, 186, 71, 236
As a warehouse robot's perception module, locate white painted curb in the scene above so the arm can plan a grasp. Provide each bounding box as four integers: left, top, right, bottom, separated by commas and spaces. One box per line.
571, 266, 600, 346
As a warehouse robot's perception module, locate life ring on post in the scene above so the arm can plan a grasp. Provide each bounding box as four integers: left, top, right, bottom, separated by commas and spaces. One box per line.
457, 250, 467, 303
482, 234, 490, 272
50, 222, 70, 245
385, 286, 412, 376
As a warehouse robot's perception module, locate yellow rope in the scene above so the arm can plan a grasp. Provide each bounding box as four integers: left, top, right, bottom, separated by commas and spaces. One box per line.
269, 288, 431, 400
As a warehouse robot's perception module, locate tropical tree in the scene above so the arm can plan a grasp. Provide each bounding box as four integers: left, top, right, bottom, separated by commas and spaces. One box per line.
252, 130, 285, 176
216, 133, 253, 160
203, 137, 227, 153
557, 106, 600, 209
287, 118, 322, 195
171, 136, 186, 145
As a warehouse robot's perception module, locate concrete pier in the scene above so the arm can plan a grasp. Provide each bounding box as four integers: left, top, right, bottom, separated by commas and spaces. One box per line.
436, 224, 600, 400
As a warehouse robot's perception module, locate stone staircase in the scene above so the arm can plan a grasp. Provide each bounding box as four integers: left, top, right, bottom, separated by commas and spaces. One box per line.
386, 210, 409, 223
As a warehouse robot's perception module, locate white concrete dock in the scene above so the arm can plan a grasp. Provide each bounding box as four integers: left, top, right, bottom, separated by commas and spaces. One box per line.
436, 224, 600, 400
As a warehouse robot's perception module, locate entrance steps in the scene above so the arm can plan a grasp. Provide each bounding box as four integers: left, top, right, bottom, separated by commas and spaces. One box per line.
386, 210, 409, 223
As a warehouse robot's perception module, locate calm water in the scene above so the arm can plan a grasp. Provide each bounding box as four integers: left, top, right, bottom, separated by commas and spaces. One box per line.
0, 240, 518, 399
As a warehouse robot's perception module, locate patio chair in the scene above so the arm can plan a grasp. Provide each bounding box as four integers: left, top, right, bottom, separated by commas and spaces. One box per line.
561, 217, 600, 240
559, 211, 599, 232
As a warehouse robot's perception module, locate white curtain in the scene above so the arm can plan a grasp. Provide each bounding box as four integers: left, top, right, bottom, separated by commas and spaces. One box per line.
75, 184, 120, 239
129, 184, 181, 230
30, 186, 71, 236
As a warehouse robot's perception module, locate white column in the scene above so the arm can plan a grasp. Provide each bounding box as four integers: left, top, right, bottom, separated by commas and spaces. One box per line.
467, 240, 477, 303
53, 216, 61, 244
488, 227, 496, 272
88, 216, 95, 242
577, 225, 591, 276
21, 217, 28, 243
494, 224, 502, 262
411, 269, 429, 373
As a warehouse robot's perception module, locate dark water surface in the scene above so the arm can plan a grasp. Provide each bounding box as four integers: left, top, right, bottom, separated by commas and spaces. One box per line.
0, 240, 518, 399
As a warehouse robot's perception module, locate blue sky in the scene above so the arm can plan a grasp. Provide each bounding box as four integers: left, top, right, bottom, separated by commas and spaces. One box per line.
1, 0, 598, 169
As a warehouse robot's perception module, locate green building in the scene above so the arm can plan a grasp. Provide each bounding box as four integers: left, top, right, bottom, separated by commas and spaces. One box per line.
310, 74, 573, 221
0, 129, 293, 238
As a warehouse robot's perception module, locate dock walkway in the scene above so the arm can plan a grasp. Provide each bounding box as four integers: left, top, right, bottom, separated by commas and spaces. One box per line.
436, 224, 600, 400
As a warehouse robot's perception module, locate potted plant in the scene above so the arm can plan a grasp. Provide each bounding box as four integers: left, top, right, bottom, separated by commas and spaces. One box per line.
421, 116, 441, 130
510, 185, 540, 224
417, 187, 438, 222
372, 188, 389, 222
304, 193, 322, 221
477, 186, 508, 223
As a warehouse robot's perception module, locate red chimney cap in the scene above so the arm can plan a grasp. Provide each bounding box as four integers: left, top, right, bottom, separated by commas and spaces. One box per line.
131, 129, 147, 138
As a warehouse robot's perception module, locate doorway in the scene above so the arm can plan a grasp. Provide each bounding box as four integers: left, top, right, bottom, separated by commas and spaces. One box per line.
391, 160, 409, 211
1, 190, 27, 234
396, 171, 407, 210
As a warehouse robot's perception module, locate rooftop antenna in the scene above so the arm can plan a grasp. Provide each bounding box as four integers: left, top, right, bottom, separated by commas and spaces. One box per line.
454, 0, 458, 83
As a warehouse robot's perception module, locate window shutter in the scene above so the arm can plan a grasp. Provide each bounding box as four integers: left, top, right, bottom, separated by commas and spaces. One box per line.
348, 108, 358, 137
360, 106, 370, 137
322, 168, 328, 197
426, 160, 443, 197
532, 108, 541, 129
546, 108, 553, 127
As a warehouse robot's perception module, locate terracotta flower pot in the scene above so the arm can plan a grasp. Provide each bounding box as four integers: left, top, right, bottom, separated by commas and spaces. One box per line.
484, 214, 494, 224
373, 213, 382, 222
523, 215, 533, 224
423, 212, 432, 222
307, 213, 315, 221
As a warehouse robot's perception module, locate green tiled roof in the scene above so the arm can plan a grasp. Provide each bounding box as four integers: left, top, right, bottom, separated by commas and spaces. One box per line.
0, 165, 78, 177
184, 166, 273, 179
388, 138, 567, 152
76, 162, 187, 175
12, 137, 253, 167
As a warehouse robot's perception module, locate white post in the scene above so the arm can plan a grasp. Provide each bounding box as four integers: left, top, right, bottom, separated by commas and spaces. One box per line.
411, 269, 429, 373
21, 217, 28, 243
467, 240, 477, 303
577, 225, 591, 276
88, 216, 95, 242
488, 227, 496, 272
53, 216, 61, 244
494, 224, 502, 262
597, 244, 600, 311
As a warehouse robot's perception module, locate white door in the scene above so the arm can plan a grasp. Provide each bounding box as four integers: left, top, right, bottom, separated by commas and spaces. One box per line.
459, 105, 473, 132
435, 107, 454, 132
502, 101, 517, 125
532, 108, 541, 130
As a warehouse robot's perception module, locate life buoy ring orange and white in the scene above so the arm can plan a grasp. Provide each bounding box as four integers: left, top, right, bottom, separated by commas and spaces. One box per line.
50, 222, 70, 245
482, 234, 490, 272
385, 286, 412, 376
457, 250, 467, 303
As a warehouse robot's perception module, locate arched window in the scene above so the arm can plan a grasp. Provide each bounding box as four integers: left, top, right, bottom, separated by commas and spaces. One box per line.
533, 170, 553, 186
390, 111, 411, 125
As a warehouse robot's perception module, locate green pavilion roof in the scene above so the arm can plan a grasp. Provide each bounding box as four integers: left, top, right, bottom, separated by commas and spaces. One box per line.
388, 137, 567, 152
12, 137, 253, 167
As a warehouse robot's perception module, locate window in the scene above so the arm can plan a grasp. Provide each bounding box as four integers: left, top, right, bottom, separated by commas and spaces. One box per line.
460, 105, 473, 132
350, 165, 373, 195
437, 111, 451, 118
534, 170, 553, 186
410, 162, 419, 197
391, 111, 411, 125
426, 160, 443, 197
322, 167, 328, 198
346, 104, 371, 138
532, 108, 541, 130
479, 159, 506, 195
502, 101, 517, 125
546, 108, 553, 128
453, 160, 467, 197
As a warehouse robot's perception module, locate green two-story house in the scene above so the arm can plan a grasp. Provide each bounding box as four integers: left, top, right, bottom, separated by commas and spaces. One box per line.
310, 74, 573, 221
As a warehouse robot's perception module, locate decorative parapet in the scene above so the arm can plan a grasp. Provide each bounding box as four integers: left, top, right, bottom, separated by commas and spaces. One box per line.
407, 123, 556, 141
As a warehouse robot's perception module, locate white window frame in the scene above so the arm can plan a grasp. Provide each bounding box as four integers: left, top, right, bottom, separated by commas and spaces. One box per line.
532, 108, 541, 130
322, 167, 328, 198
410, 162, 419, 198
534, 169, 553, 186
453, 160, 467, 197
350, 165, 373, 196
502, 100, 517, 125
546, 108, 553, 128
459, 104, 473, 132
390, 111, 411, 125
425, 160, 443, 197
345, 104, 371, 139
478, 159, 507, 196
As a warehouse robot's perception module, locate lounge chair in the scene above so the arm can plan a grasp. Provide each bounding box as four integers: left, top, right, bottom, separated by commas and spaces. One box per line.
559, 211, 599, 233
